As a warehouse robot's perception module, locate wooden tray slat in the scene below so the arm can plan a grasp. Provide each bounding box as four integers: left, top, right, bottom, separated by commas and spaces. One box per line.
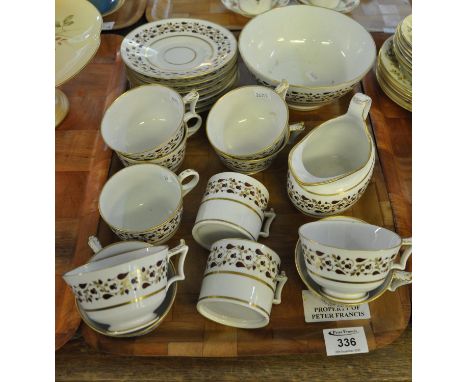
55, 35, 127, 350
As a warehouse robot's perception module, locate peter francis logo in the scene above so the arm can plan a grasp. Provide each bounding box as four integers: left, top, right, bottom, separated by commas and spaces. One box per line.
327, 328, 359, 336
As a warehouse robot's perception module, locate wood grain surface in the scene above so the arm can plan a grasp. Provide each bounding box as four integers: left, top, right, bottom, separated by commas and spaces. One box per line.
78, 57, 411, 356
55, 34, 127, 350
362, 33, 412, 239
56, 326, 411, 381
104, 0, 146, 30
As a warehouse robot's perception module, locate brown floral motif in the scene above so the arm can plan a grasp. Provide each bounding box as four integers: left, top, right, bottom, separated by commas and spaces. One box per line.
203, 177, 268, 210
205, 242, 279, 282
302, 242, 398, 277
287, 174, 371, 216
122, 21, 236, 78
255, 77, 355, 106
119, 142, 186, 172
125, 126, 184, 161
72, 262, 167, 304
112, 207, 182, 244
55, 15, 75, 47
218, 153, 276, 174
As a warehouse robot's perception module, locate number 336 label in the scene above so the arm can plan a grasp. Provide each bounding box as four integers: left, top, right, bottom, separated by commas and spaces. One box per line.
323, 327, 369, 356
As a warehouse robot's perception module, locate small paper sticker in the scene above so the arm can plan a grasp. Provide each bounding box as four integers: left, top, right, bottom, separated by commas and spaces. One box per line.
323, 326, 369, 356
254, 91, 271, 101
102, 21, 115, 31
302, 290, 370, 323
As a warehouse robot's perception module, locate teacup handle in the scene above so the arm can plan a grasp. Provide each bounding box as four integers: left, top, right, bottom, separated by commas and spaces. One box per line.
272, 271, 288, 304
88, 236, 102, 254
259, 208, 276, 238
178, 169, 200, 197
390, 237, 412, 271
182, 91, 202, 138
347, 93, 372, 121
387, 270, 412, 292
166, 239, 188, 292
287, 122, 305, 144
274, 79, 289, 100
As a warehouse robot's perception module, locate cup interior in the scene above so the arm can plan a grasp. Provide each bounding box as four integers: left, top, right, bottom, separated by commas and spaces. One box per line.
240, 6, 375, 87
100, 165, 182, 231
300, 118, 370, 178
299, 221, 401, 251
207, 87, 288, 156
101, 86, 184, 154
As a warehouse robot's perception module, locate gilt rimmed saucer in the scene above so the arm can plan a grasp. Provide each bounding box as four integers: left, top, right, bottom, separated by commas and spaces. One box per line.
121, 19, 237, 80
295, 240, 410, 306
76, 260, 177, 337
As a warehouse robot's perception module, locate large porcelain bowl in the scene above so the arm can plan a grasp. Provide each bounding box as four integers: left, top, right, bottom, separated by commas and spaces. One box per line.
239, 5, 376, 110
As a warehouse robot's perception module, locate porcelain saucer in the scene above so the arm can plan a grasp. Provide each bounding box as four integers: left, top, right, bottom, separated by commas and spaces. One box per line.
76, 260, 177, 337
294, 240, 411, 306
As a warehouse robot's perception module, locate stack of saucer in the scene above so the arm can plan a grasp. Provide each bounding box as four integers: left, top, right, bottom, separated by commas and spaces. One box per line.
121, 19, 239, 114
376, 15, 412, 111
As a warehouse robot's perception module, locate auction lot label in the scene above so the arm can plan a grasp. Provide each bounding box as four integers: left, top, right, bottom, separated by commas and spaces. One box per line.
323, 327, 369, 356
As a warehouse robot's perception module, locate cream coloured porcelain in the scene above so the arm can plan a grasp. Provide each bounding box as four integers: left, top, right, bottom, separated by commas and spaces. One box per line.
101, 85, 201, 161
116, 124, 188, 172
55, 0, 102, 86
99, 164, 199, 244
192, 172, 275, 249
197, 238, 287, 328
289, 93, 375, 196
121, 19, 237, 80
63, 240, 188, 331
239, 5, 375, 109
221, 0, 289, 17
299, 219, 412, 301
207, 81, 297, 159
87, 236, 151, 262
298, 0, 360, 13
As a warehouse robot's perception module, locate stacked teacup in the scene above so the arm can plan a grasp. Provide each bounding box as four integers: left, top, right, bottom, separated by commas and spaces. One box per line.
206, 80, 304, 175
63, 238, 188, 336
101, 85, 202, 172
192, 172, 288, 328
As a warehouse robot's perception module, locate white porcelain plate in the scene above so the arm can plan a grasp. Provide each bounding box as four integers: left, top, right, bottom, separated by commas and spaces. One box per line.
55, 0, 102, 86
121, 19, 237, 80
379, 36, 412, 91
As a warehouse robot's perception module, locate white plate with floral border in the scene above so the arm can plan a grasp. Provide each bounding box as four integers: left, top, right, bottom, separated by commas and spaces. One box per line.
121, 19, 237, 80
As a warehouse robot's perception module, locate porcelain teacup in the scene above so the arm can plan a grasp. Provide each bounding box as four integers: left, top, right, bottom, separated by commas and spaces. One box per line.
299, 219, 412, 301
192, 172, 276, 249
99, 164, 199, 244
197, 238, 287, 328
101, 85, 202, 160
207, 81, 301, 160
223, 0, 289, 17
63, 240, 188, 331
307, 0, 340, 9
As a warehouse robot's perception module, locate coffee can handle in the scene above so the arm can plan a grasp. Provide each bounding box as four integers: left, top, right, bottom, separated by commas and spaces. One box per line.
166, 239, 188, 291
387, 270, 412, 292
182, 90, 202, 138
259, 208, 276, 238
178, 169, 200, 197
88, 236, 102, 254
390, 237, 412, 271
272, 271, 288, 304
287, 121, 305, 145
274, 79, 289, 100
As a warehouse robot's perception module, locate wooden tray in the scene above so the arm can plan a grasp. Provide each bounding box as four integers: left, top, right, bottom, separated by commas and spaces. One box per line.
80, 52, 411, 356
55, 35, 127, 351
104, 0, 146, 31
